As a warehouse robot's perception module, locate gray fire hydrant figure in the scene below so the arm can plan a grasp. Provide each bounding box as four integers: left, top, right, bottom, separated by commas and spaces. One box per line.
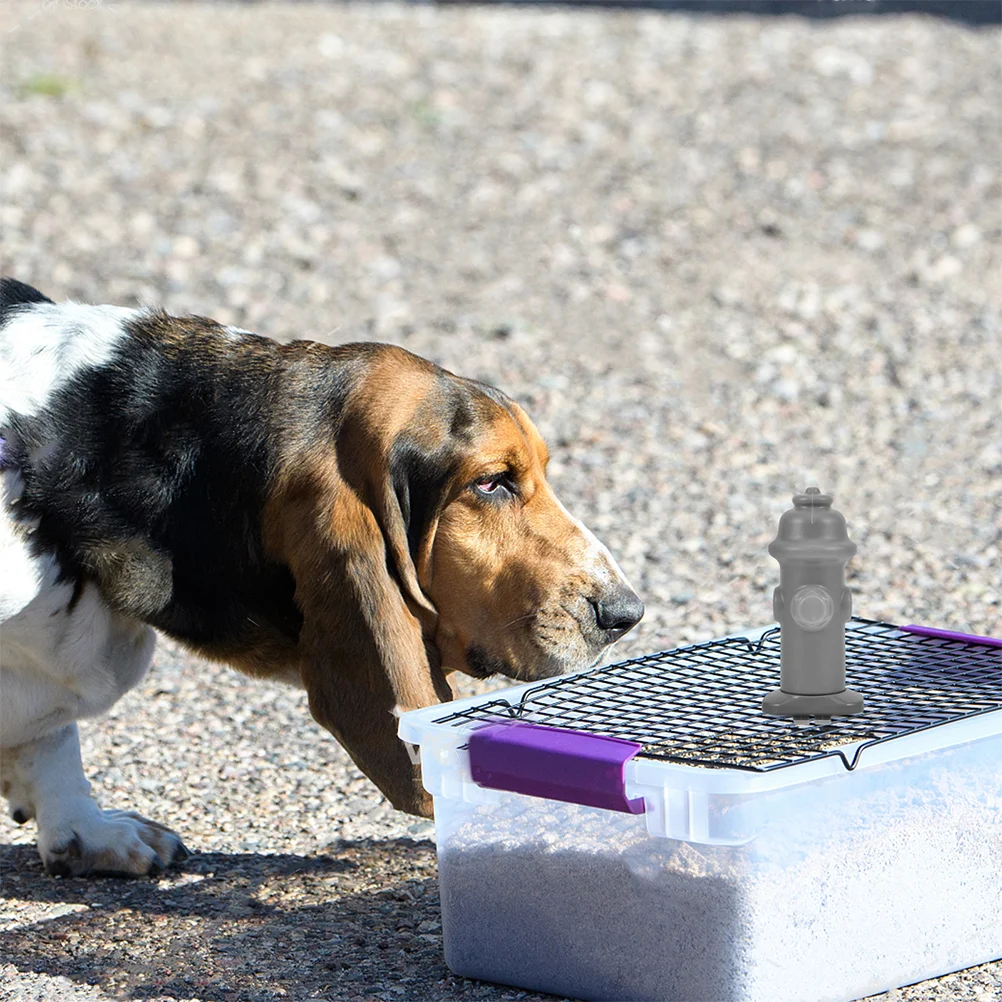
762, 487, 864, 719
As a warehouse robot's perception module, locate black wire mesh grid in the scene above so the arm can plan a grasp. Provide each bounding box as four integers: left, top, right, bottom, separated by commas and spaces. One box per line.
434, 617, 1002, 773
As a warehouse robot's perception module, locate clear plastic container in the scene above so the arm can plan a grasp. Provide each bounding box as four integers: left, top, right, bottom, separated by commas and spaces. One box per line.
399, 625, 1002, 1002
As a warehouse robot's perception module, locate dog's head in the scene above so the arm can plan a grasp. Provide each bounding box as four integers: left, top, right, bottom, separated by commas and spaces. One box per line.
267, 344, 642, 814
407, 378, 642, 684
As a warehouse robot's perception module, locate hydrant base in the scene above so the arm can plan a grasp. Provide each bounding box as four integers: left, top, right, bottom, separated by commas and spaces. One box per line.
762, 687, 865, 717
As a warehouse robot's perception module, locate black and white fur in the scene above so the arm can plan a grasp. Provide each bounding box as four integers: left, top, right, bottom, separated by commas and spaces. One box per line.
1, 279, 188, 875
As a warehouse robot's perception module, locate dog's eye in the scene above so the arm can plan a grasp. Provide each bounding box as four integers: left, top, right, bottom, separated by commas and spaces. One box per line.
471, 475, 512, 499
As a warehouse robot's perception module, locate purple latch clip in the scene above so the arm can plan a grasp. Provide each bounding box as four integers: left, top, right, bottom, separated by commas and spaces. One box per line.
468, 721, 646, 814
899, 624, 1002, 649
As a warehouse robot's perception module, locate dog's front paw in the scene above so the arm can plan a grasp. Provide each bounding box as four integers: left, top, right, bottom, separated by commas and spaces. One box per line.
39, 807, 189, 878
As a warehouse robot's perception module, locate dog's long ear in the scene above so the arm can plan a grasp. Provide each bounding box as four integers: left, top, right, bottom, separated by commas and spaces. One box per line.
262, 369, 464, 817
385, 429, 463, 626
342, 367, 475, 648
265, 463, 452, 816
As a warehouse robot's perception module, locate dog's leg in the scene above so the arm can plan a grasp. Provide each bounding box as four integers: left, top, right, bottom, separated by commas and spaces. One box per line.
1, 723, 188, 877
1, 574, 188, 878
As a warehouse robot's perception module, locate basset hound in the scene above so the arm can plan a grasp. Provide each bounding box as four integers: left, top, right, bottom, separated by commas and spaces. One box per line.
0, 277, 643, 877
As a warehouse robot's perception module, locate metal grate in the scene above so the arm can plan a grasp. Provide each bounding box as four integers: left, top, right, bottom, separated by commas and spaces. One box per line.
435, 618, 1002, 773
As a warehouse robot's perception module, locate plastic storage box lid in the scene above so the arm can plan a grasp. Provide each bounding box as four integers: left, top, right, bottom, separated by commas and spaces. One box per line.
399, 618, 1002, 845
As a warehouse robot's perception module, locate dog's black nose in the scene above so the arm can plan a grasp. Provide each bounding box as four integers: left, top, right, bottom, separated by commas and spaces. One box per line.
593, 588, 645, 641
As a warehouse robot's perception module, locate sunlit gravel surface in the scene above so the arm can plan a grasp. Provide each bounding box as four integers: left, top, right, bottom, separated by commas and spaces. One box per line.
1, 1, 999, 999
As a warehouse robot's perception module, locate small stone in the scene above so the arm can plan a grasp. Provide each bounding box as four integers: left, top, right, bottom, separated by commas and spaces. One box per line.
171, 235, 200, 260
856, 229, 884, 252
952, 223, 981, 249
927, 255, 963, 281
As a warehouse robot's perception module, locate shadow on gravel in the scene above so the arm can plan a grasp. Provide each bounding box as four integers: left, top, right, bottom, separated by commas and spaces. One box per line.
1, 838, 534, 1001
438, 0, 1002, 26
1, 842, 357, 916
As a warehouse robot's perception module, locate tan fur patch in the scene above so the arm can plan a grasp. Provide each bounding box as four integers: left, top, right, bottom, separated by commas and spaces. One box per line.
425, 401, 607, 680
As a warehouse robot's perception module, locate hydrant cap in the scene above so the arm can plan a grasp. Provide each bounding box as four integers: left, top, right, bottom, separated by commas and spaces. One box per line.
768, 486, 857, 562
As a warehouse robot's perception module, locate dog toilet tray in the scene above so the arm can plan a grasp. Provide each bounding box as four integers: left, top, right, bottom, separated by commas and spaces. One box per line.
398, 618, 1002, 1002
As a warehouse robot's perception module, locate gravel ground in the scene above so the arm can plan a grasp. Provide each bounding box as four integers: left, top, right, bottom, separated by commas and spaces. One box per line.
1, 1, 1000, 1000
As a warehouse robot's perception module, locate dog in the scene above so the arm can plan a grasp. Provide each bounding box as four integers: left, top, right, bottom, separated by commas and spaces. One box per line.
0, 277, 643, 877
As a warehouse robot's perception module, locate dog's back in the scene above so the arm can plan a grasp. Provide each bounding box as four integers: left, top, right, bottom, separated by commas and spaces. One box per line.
1, 278, 59, 623
1, 283, 304, 649
0, 276, 52, 313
